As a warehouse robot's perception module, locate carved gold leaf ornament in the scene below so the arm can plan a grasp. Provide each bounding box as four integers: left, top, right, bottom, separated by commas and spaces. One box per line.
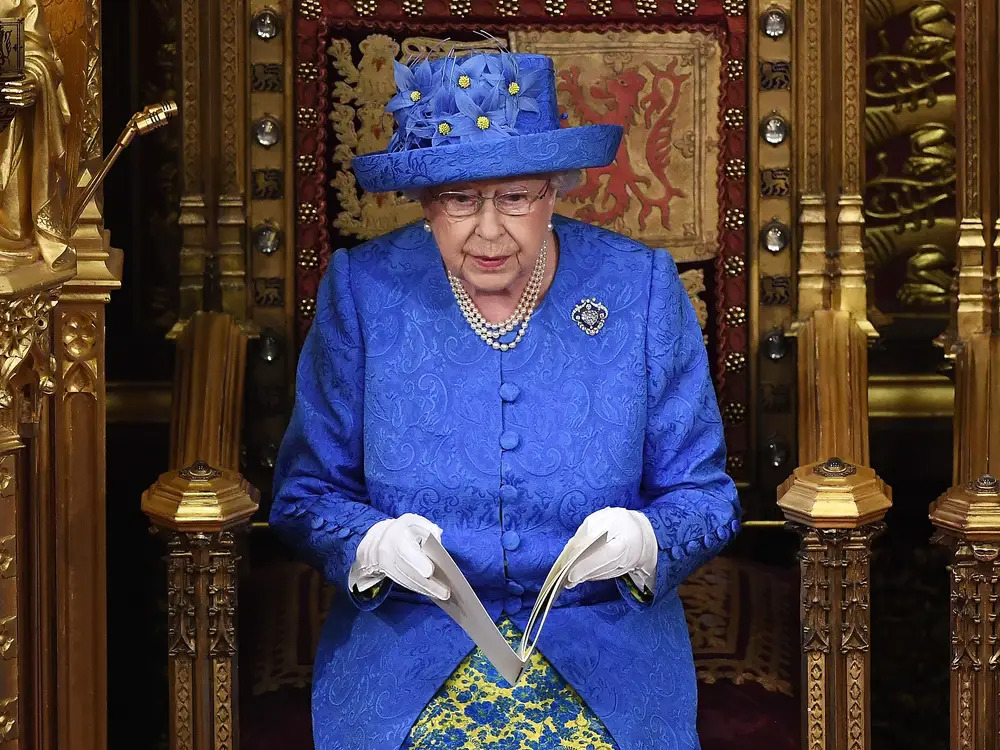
0, 536, 13, 578
0, 697, 16, 742
0, 291, 59, 407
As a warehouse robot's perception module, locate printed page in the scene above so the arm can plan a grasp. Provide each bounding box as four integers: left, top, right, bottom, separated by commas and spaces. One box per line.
421, 532, 608, 685
518, 531, 608, 662
422, 535, 526, 685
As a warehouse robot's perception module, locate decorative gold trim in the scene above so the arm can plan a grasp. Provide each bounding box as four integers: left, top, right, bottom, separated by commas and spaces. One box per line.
180, 0, 201, 194
0, 452, 17, 748
806, 651, 825, 750
960, 0, 978, 217
841, 0, 862, 196
800, 0, 822, 194
210, 536, 238, 750
220, 1, 242, 197
166, 539, 197, 659
173, 658, 194, 750
83, 0, 102, 170
801, 528, 831, 653
60, 311, 99, 398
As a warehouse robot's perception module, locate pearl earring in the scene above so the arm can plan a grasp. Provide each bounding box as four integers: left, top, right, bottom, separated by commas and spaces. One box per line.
547, 221, 553, 231
423, 220, 432, 232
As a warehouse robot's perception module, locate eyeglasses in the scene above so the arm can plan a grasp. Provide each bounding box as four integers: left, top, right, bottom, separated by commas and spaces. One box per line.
433, 181, 550, 218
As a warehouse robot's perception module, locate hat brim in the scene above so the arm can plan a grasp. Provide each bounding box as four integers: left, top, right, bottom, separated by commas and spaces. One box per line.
351, 124, 623, 193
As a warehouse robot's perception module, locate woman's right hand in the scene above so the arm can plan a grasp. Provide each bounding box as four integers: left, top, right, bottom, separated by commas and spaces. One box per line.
348, 513, 450, 600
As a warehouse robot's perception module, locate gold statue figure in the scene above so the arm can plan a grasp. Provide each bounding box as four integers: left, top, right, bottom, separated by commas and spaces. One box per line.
0, 0, 72, 274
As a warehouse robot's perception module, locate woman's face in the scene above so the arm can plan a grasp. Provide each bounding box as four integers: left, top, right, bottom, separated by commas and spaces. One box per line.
421, 175, 556, 295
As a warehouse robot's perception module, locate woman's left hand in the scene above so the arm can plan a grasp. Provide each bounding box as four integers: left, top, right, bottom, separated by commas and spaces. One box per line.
563, 507, 657, 590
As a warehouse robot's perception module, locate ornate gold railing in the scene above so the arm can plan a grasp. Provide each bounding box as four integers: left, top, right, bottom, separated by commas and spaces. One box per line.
142, 312, 258, 750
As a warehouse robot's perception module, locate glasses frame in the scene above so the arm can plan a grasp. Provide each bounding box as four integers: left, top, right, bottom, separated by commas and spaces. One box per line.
432, 180, 551, 218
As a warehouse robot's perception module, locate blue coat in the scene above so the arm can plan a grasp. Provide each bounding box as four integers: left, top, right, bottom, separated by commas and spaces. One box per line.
270, 215, 741, 749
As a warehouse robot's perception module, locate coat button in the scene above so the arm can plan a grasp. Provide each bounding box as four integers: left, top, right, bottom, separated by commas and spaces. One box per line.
504, 596, 523, 615
506, 580, 524, 595
500, 431, 519, 450
502, 530, 521, 550
499, 383, 520, 402
499, 484, 518, 503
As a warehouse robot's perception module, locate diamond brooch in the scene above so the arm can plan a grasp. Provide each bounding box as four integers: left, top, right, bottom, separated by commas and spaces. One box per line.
572, 297, 608, 335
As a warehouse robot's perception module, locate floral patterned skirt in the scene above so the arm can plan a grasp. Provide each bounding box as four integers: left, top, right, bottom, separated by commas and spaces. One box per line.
400, 618, 619, 749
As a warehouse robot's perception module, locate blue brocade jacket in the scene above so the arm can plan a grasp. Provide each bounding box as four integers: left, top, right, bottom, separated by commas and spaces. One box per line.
270, 215, 741, 750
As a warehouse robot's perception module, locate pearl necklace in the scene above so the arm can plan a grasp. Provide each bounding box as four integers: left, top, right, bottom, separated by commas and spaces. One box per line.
448, 240, 547, 351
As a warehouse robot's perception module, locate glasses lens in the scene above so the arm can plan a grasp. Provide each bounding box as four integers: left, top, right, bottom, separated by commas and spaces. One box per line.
494, 192, 533, 215
439, 193, 480, 216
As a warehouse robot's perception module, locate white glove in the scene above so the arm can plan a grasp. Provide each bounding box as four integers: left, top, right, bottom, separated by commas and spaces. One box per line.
348, 513, 450, 600
564, 507, 658, 592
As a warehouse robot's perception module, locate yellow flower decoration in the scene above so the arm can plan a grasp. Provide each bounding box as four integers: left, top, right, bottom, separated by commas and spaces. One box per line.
508, 82, 520, 96
458, 75, 472, 89
476, 115, 490, 130
438, 122, 452, 135
409, 90, 422, 102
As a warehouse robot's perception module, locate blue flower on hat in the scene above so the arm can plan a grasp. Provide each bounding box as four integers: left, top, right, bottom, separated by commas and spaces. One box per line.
449, 54, 493, 95
386, 58, 440, 116
483, 57, 546, 126
385, 58, 444, 152
441, 88, 512, 143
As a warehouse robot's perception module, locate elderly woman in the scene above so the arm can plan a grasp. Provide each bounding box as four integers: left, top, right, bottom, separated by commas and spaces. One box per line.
271, 48, 740, 750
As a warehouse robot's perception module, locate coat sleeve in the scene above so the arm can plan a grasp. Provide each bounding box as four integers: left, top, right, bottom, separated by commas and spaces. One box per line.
270, 249, 391, 608
617, 249, 741, 607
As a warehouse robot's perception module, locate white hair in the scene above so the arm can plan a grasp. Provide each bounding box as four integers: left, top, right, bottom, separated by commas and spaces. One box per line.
402, 169, 583, 203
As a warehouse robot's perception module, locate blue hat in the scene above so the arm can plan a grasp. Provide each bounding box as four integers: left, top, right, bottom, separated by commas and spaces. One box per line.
352, 50, 623, 193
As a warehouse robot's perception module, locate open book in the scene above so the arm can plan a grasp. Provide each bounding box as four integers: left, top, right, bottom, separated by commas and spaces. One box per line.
420, 531, 608, 685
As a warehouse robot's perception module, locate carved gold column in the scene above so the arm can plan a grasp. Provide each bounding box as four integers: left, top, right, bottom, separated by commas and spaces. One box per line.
785, 2, 890, 749
0, 289, 59, 750
929, 475, 1000, 750
949, 0, 1000, 484
778, 458, 891, 750
52, 247, 119, 750
143, 461, 259, 750
931, 5, 1000, 750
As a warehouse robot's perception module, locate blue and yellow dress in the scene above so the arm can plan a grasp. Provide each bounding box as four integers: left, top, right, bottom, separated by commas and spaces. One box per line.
400, 618, 618, 749
271, 216, 741, 750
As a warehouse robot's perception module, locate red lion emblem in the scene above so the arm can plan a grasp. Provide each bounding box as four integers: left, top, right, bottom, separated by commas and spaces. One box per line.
557, 60, 689, 231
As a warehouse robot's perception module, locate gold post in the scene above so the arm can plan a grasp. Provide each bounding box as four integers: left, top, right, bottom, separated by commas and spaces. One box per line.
778, 457, 891, 750
929, 475, 1000, 750
143, 460, 259, 750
